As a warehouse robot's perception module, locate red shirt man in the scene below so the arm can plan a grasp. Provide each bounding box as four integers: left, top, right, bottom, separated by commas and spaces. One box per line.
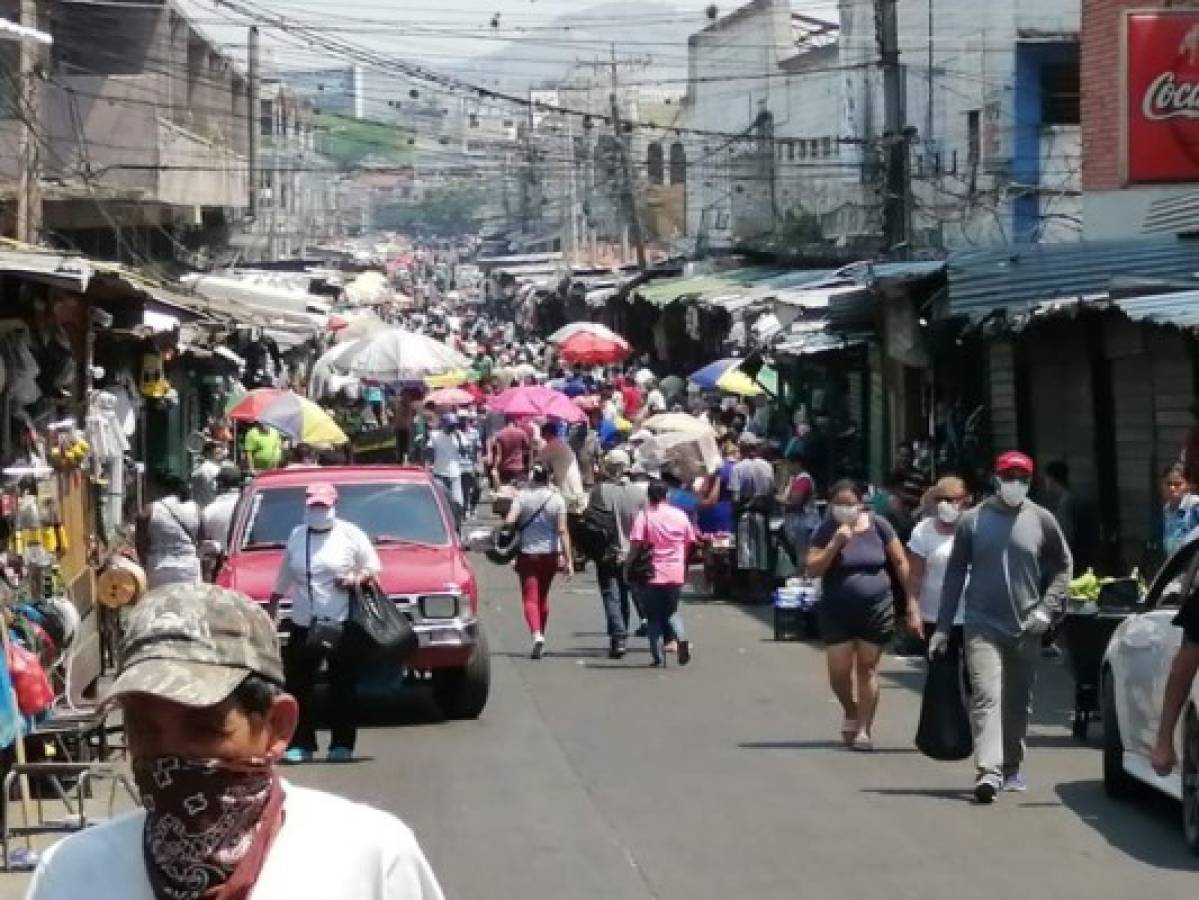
490, 419, 531, 484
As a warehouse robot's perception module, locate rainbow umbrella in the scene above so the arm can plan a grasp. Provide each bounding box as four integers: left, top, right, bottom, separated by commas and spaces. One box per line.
688, 358, 777, 397
227, 390, 347, 445
224, 387, 287, 418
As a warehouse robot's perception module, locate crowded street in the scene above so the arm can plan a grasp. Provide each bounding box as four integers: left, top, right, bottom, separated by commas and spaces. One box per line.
10, 0, 1199, 897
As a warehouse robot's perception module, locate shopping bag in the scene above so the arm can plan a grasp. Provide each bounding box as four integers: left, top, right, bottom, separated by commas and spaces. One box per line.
348, 582, 419, 665
915, 654, 973, 761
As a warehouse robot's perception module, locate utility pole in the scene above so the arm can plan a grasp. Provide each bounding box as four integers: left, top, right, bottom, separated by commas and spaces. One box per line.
876, 0, 911, 255
16, 0, 43, 245
247, 26, 259, 221
608, 44, 646, 270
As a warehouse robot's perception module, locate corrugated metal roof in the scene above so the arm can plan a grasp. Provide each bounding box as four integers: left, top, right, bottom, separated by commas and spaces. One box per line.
1026, 290, 1199, 331
948, 238, 1199, 321
635, 267, 784, 306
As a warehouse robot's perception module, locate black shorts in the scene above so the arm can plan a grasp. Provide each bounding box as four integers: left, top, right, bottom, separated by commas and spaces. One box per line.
817, 598, 895, 647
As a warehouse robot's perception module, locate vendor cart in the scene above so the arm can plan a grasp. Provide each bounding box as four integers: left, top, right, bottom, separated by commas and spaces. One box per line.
1057, 595, 1136, 742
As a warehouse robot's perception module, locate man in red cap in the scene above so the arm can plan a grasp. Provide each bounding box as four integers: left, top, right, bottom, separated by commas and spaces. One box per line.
931, 450, 1073, 804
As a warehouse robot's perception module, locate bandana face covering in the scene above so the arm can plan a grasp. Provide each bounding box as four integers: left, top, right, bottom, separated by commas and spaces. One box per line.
132, 756, 284, 900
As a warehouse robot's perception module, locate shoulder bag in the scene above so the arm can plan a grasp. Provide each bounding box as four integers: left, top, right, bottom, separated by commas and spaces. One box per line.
302, 528, 345, 660
624, 511, 655, 585
486, 494, 552, 566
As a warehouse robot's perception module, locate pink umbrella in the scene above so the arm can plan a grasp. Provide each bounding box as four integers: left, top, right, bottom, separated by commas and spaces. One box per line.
488, 385, 585, 424
427, 387, 475, 409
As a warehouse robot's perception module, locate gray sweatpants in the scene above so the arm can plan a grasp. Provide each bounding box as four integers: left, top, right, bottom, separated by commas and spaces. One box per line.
964, 630, 1040, 777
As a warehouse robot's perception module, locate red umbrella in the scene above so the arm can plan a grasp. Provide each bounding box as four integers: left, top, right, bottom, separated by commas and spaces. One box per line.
557, 331, 630, 365
488, 385, 585, 424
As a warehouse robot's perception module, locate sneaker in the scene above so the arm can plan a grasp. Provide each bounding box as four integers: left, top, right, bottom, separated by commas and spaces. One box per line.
327, 748, 354, 763
531, 636, 545, 659
974, 773, 1002, 804
609, 639, 626, 660
677, 640, 692, 666
282, 748, 313, 765
1002, 772, 1027, 792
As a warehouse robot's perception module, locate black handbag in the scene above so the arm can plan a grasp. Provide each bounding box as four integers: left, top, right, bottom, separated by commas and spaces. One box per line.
348, 580, 419, 664
485, 495, 552, 566
624, 514, 655, 585
302, 529, 345, 660
915, 653, 973, 761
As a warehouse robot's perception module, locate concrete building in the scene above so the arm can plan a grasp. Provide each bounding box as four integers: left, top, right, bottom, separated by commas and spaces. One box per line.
679, 0, 1081, 252
1081, 3, 1199, 239
0, 0, 249, 261
285, 65, 366, 120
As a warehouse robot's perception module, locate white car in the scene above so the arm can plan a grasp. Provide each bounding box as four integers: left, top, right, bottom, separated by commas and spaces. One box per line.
1102, 541, 1199, 850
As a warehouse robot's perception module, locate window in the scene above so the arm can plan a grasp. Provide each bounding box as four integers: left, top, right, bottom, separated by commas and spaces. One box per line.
966, 109, 981, 165
669, 142, 687, 184
821, 136, 832, 157
798, 140, 807, 159
787, 141, 796, 161
259, 99, 273, 138
809, 139, 819, 158
1041, 62, 1080, 126
240, 483, 451, 550
647, 142, 664, 185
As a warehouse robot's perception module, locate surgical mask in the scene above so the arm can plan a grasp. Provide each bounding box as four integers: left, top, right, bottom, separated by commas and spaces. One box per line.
132, 755, 284, 900
831, 504, 859, 525
936, 501, 962, 525
997, 479, 1029, 507
305, 506, 335, 531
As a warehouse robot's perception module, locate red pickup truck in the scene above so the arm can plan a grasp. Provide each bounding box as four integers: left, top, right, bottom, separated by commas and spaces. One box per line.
214, 466, 489, 719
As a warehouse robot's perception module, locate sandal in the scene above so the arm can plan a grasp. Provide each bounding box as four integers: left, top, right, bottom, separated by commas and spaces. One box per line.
840, 719, 859, 747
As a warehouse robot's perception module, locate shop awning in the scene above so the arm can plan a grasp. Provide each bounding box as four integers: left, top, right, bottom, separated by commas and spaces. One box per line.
634, 267, 785, 307
774, 327, 866, 358
947, 237, 1199, 322
1020, 288, 1199, 331
0, 247, 93, 291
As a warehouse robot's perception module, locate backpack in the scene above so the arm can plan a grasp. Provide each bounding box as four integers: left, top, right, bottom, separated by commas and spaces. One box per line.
575, 502, 620, 565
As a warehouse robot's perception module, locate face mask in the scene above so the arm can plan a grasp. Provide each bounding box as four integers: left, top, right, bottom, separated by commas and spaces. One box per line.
305, 506, 335, 531
831, 504, 859, 525
936, 501, 962, 525
132, 755, 284, 900
997, 479, 1029, 507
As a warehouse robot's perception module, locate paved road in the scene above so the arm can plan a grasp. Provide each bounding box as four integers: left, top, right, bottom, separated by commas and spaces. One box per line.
4, 553, 1199, 899
290, 555, 1199, 900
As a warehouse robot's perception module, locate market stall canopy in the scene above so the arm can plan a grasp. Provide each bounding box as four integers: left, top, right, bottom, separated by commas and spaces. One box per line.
427, 387, 474, 409
228, 390, 347, 446
546, 322, 626, 344
345, 328, 470, 383
488, 385, 585, 423
636, 431, 721, 481
689, 358, 777, 397
343, 271, 391, 307
557, 331, 630, 366
642, 413, 714, 435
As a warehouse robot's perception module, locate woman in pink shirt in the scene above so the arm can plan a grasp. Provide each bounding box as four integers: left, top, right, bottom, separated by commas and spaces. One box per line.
629, 481, 697, 667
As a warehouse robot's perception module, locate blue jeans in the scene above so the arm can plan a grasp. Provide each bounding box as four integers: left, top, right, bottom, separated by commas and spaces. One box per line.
637, 584, 686, 663
597, 564, 631, 640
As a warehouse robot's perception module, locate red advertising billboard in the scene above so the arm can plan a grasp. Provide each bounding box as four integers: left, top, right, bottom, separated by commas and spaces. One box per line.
1125, 10, 1199, 183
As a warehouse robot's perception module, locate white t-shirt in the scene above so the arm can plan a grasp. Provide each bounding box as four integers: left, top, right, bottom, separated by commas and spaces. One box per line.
907, 517, 965, 625
25, 782, 445, 900
428, 430, 463, 479
272, 520, 382, 626
645, 388, 666, 414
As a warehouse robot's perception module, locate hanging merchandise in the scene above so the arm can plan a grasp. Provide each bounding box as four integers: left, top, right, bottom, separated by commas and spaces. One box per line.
1, 328, 41, 408
87, 390, 131, 537
6, 641, 52, 717
0, 642, 20, 750
140, 349, 171, 400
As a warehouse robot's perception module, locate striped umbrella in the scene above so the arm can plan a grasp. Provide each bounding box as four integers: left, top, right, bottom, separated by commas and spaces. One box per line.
227, 390, 348, 445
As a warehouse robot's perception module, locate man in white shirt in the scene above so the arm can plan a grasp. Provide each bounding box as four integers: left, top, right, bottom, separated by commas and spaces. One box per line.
25, 583, 444, 900
189, 439, 225, 508
200, 463, 243, 554
427, 414, 465, 527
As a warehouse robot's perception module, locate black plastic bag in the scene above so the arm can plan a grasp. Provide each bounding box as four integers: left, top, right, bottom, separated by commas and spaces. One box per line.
348, 582, 419, 665
915, 654, 973, 761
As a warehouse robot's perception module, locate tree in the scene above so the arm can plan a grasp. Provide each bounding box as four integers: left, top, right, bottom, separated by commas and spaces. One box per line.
375, 185, 490, 237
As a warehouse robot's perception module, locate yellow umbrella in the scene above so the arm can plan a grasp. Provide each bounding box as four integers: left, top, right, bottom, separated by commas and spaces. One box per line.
425, 370, 469, 389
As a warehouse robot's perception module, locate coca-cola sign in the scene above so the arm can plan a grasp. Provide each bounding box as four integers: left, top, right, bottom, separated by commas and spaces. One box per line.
1126, 11, 1199, 182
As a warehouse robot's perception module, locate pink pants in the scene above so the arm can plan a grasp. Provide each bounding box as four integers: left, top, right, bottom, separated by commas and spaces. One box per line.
516, 552, 558, 634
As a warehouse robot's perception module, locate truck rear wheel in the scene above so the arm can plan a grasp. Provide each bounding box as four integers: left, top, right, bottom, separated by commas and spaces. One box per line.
431, 627, 490, 720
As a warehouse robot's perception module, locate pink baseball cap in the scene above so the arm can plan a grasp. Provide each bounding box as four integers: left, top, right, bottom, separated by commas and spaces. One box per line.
305, 483, 338, 507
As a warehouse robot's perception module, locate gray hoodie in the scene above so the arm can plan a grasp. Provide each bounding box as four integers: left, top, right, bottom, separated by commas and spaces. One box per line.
936, 496, 1073, 638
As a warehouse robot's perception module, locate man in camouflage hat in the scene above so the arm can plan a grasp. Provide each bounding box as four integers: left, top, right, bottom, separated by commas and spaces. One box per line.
26, 583, 444, 900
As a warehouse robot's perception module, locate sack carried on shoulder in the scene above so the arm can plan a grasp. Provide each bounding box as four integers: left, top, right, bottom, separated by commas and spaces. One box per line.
915, 653, 973, 761
348, 581, 419, 664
